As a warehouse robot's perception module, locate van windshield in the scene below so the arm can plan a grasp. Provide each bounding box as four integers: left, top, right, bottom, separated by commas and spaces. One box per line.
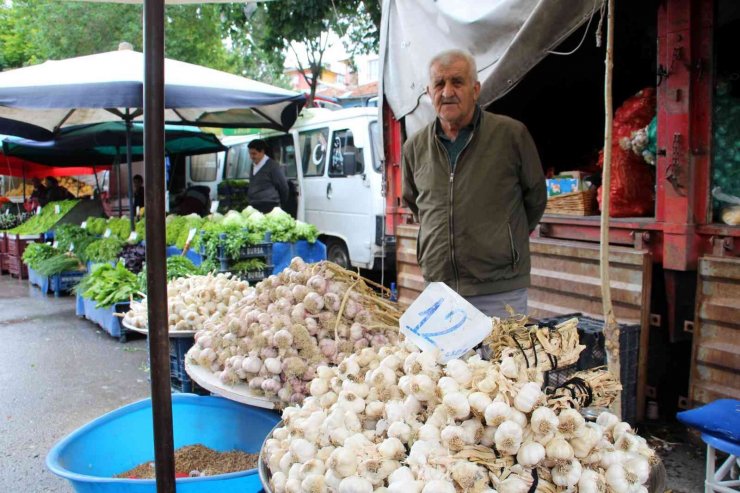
189, 153, 219, 182
225, 144, 251, 180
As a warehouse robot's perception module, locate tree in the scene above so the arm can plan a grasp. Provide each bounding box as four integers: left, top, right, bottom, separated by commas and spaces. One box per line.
255, 0, 381, 105
0, 1, 237, 73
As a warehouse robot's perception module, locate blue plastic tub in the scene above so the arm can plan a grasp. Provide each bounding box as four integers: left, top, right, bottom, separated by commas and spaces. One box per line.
47, 394, 280, 493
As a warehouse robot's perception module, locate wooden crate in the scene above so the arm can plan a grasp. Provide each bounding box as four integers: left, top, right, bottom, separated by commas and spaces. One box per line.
7, 255, 28, 279
545, 190, 598, 216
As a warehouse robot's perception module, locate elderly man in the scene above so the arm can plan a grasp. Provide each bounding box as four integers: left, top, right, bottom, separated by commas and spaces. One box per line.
402, 49, 547, 320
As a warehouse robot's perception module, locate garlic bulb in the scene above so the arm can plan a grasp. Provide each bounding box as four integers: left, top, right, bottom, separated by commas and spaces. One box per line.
339, 476, 374, 493
578, 468, 606, 493
484, 401, 511, 427
557, 408, 586, 438
468, 392, 493, 416
546, 437, 574, 463
421, 479, 456, 493
443, 392, 471, 420
552, 459, 582, 488
513, 382, 543, 413
516, 441, 545, 467
445, 359, 473, 386
494, 420, 523, 455
530, 406, 558, 435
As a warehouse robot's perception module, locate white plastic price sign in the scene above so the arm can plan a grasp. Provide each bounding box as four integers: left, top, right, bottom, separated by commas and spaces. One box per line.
210, 200, 219, 214
69, 242, 74, 252
128, 232, 138, 242
400, 282, 491, 362
54, 204, 61, 214
186, 228, 197, 244
52, 241, 59, 248
103, 228, 112, 238
80, 221, 87, 229
36, 206, 42, 215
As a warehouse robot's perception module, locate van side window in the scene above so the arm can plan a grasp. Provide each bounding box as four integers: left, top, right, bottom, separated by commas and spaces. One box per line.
225, 143, 251, 180
189, 153, 219, 182
264, 135, 298, 179
329, 129, 363, 176
299, 128, 329, 177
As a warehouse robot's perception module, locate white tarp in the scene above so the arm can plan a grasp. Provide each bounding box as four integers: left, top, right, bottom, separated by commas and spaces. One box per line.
380, 0, 604, 135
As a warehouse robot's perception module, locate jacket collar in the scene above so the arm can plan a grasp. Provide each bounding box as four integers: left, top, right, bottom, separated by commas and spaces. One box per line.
433, 105, 482, 140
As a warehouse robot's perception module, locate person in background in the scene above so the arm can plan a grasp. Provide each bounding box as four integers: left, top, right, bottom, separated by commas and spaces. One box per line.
402, 49, 547, 324
30, 177, 47, 205
247, 139, 289, 214
132, 174, 145, 213
43, 176, 74, 204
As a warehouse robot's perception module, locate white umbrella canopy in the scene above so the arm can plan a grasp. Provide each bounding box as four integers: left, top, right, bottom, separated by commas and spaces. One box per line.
0, 47, 305, 139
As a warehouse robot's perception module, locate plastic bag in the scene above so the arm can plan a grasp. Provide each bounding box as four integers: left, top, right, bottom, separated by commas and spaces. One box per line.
598, 88, 656, 217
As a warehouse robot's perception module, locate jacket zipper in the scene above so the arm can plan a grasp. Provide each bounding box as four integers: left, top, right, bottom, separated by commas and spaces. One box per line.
448, 132, 476, 292
507, 222, 520, 269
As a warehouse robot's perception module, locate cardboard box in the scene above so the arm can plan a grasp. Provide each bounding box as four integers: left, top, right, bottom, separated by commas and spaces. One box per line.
547, 177, 581, 196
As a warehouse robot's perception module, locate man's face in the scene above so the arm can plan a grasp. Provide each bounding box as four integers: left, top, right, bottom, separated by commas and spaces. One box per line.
248, 148, 265, 164
428, 57, 480, 128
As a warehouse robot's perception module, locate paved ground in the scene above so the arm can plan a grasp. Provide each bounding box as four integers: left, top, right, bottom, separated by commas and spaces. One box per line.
0, 274, 706, 492
0, 275, 150, 492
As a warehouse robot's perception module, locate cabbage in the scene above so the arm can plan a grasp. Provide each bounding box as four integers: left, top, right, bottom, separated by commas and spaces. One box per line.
241, 205, 259, 218
223, 210, 246, 227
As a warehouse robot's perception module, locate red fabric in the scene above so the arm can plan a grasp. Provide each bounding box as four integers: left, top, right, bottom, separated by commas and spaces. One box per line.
597, 87, 656, 217
0, 155, 109, 178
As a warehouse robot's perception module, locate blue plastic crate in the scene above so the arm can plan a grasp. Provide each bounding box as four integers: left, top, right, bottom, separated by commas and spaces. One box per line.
28, 267, 50, 292
50, 271, 85, 297
169, 336, 196, 393
272, 240, 327, 274
81, 296, 131, 342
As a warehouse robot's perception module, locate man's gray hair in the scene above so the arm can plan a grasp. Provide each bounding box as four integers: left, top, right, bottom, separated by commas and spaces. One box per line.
429, 49, 478, 82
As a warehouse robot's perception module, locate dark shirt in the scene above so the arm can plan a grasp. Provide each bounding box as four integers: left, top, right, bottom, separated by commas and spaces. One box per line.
45, 185, 74, 203
133, 187, 145, 211
436, 106, 481, 171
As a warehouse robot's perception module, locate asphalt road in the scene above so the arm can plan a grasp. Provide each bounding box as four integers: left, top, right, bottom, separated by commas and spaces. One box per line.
0, 275, 150, 492
0, 273, 705, 492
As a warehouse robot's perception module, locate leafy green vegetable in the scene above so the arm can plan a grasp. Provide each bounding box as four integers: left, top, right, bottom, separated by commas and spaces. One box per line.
174, 216, 204, 249
22, 242, 58, 269
135, 218, 146, 241
77, 261, 139, 308
55, 224, 95, 252
35, 253, 84, 276
107, 217, 131, 241
84, 237, 124, 263
136, 255, 202, 293
231, 258, 266, 272
85, 217, 107, 236
7, 200, 79, 234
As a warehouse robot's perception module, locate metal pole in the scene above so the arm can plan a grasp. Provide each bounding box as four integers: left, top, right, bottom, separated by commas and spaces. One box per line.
125, 115, 136, 230
144, 1, 175, 491
116, 152, 123, 218
600, 0, 621, 417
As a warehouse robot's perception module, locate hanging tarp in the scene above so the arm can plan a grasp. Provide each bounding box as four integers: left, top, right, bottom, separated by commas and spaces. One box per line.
380, 0, 604, 135
1, 155, 108, 178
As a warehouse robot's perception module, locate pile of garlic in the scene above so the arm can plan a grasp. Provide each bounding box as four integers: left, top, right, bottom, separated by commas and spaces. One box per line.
263, 341, 656, 493
123, 272, 250, 331
187, 258, 401, 406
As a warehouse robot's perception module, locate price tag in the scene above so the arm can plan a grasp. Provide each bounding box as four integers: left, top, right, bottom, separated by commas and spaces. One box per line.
69, 242, 74, 252
136, 206, 141, 217
186, 228, 197, 244
54, 204, 61, 214
210, 200, 219, 214
52, 241, 59, 248
399, 282, 491, 363
36, 206, 42, 215
128, 231, 138, 242
80, 221, 87, 229
103, 228, 112, 238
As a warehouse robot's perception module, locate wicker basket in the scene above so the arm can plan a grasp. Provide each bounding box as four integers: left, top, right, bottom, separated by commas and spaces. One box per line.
545, 189, 598, 216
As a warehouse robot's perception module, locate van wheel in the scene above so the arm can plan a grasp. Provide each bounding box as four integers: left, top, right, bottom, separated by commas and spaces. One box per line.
326, 240, 350, 269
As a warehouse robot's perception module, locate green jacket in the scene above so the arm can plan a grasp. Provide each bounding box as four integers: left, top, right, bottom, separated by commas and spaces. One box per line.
402, 111, 546, 296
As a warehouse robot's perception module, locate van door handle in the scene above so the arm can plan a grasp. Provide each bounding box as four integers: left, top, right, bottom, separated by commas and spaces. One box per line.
326, 182, 332, 199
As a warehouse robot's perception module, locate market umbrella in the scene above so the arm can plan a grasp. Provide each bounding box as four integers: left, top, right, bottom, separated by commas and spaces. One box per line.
2, 122, 226, 166
0, 47, 304, 139
2, 121, 226, 218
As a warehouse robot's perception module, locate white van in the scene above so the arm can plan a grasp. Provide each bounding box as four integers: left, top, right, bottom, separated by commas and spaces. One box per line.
216, 107, 390, 271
